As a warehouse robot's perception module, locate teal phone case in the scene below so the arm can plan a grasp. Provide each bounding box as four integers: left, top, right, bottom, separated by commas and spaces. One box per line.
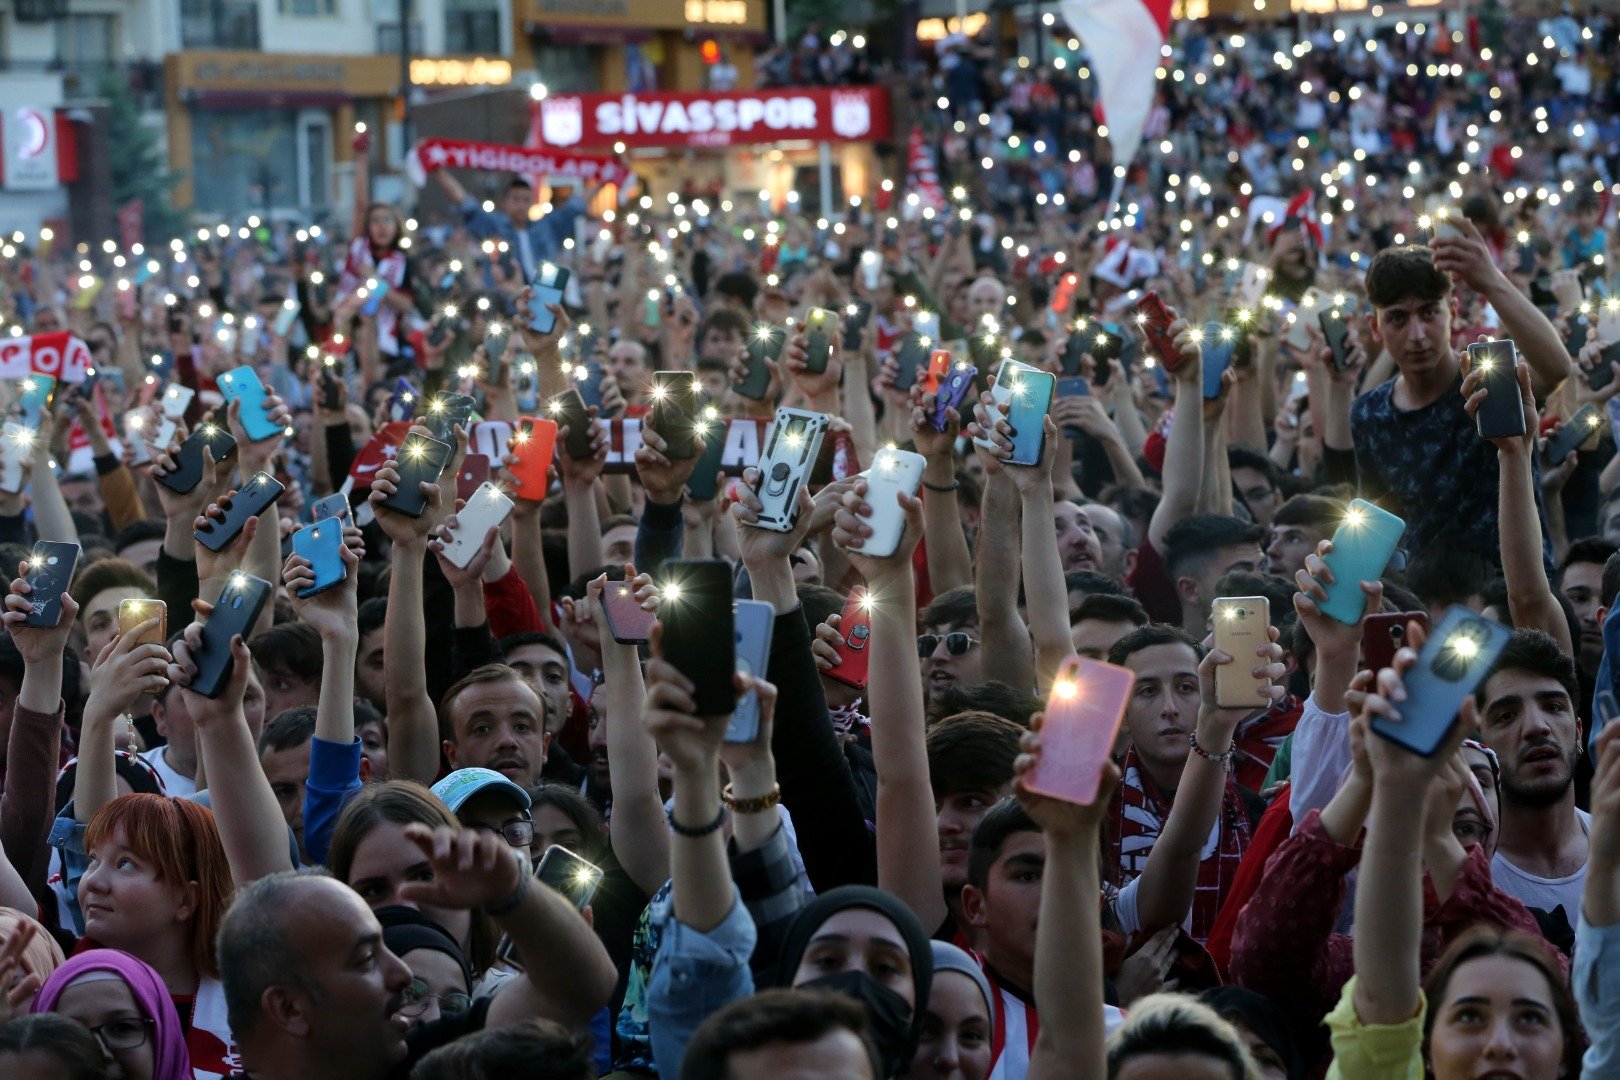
1003, 364, 1056, 466
1372, 605, 1511, 757
1320, 499, 1406, 625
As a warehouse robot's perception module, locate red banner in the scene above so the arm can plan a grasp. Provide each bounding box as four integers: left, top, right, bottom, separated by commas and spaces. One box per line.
406, 138, 630, 187
535, 86, 891, 150
0, 331, 90, 383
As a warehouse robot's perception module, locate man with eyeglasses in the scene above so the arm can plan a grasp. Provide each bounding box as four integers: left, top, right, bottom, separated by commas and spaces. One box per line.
433, 767, 537, 858
917, 586, 984, 710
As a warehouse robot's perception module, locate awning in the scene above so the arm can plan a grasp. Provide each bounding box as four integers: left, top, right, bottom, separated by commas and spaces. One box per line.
183, 89, 356, 109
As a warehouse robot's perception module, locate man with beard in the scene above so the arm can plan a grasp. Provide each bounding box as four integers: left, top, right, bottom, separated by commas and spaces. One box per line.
440, 664, 550, 788
1053, 501, 1104, 575
1078, 502, 1138, 582
1476, 630, 1588, 953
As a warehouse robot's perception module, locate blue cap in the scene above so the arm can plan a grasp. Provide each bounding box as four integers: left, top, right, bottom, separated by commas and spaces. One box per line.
431, 767, 533, 814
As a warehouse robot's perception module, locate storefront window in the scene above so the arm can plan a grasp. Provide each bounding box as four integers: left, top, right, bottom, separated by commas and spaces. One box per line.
190, 108, 307, 216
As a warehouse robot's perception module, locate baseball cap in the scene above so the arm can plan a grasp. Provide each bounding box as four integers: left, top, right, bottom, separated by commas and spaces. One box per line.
431, 767, 533, 814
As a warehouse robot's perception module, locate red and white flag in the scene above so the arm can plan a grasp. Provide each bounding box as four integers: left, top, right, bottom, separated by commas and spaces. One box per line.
0, 331, 91, 384
1061, 0, 1172, 167
405, 137, 629, 189
905, 128, 947, 215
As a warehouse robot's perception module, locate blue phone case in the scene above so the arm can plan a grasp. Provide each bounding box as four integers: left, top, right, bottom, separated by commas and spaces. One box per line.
1202, 323, 1235, 400
16, 375, 55, 432
292, 521, 346, 598
1372, 605, 1512, 757
1320, 499, 1407, 625
1003, 365, 1056, 466
727, 599, 776, 743
218, 366, 282, 442
360, 279, 390, 318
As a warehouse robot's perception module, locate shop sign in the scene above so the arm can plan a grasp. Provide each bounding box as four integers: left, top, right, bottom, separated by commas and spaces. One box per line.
538, 86, 890, 149
410, 57, 513, 86
1, 106, 58, 191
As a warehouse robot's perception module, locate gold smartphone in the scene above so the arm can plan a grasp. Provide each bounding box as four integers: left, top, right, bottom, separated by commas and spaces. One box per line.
117, 598, 167, 648
1213, 596, 1270, 709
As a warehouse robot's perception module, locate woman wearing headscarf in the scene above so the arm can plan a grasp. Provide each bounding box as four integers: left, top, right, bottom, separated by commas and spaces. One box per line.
911, 941, 993, 1080
31, 950, 192, 1080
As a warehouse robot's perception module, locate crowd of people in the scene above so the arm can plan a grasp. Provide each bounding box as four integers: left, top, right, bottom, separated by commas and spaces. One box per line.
0, 6, 1618, 1080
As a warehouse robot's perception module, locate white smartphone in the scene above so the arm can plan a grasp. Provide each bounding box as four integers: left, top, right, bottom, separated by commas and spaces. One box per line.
0, 423, 31, 494
913, 310, 942, 343
748, 408, 829, 533
440, 481, 515, 570
123, 413, 152, 466
160, 384, 195, 420
149, 414, 178, 454
971, 359, 1022, 453
854, 449, 925, 558
1285, 288, 1328, 352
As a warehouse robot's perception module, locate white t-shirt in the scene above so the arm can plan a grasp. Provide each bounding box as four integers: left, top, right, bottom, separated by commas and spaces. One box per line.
1491, 808, 1590, 928
140, 745, 197, 799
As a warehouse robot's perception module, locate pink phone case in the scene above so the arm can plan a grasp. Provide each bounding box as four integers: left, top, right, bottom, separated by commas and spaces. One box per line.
1024, 657, 1135, 806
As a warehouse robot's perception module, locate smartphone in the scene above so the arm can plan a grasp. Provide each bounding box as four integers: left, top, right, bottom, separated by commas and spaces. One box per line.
729, 599, 776, 743
528, 264, 570, 334
1133, 292, 1183, 371
383, 433, 453, 518
1201, 323, 1236, 400
14, 375, 55, 433
826, 590, 872, 690
217, 366, 282, 442
575, 362, 610, 416
804, 308, 837, 374
1320, 500, 1407, 625
737, 325, 783, 400
539, 390, 592, 462
1320, 309, 1353, 371
160, 383, 195, 421
1545, 404, 1604, 466
999, 361, 1056, 466
842, 300, 872, 352
121, 413, 153, 467
484, 328, 509, 377
748, 408, 829, 532
683, 416, 730, 502
931, 362, 977, 432
0, 424, 31, 494
318, 358, 344, 412
21, 542, 80, 629
603, 578, 657, 645
359, 279, 390, 318
508, 417, 558, 501
456, 454, 491, 503
195, 472, 285, 553
117, 598, 167, 648
1588, 342, 1620, 392
649, 371, 702, 460
273, 299, 301, 338
1213, 597, 1272, 709
155, 422, 238, 495
922, 350, 952, 395
1023, 656, 1136, 806
311, 491, 352, 528
190, 573, 273, 698
658, 559, 735, 716
855, 448, 925, 558
534, 845, 603, 910
1372, 605, 1513, 757
424, 393, 475, 444
291, 521, 346, 598
1360, 611, 1430, 675
892, 333, 931, 393
440, 482, 514, 570
1468, 340, 1525, 439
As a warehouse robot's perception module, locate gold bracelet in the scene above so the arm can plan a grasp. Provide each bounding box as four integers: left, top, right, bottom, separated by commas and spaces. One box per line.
722, 783, 782, 815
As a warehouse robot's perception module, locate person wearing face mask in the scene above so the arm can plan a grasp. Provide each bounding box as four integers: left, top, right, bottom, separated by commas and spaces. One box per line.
910, 942, 993, 1080
32, 950, 193, 1080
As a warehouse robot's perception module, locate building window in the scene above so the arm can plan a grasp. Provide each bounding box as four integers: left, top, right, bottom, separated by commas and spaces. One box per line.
279, 0, 336, 15
445, 0, 501, 54
376, 22, 425, 53
180, 0, 261, 49
56, 14, 116, 72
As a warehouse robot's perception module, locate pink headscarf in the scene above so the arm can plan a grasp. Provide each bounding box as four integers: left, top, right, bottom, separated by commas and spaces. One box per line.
31, 949, 193, 1080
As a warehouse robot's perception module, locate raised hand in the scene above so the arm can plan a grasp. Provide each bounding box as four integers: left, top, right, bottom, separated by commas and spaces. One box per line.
394, 824, 525, 912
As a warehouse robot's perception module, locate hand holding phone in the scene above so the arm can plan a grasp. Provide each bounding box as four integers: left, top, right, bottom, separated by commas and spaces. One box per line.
657, 559, 735, 716
117, 598, 168, 648
19, 542, 80, 628
1022, 657, 1135, 806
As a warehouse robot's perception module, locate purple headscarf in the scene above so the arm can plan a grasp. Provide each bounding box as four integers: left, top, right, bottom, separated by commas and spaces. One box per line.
31, 948, 193, 1080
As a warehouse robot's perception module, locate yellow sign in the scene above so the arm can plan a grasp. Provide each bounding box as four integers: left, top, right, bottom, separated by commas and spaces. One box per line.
410, 57, 513, 86
685, 0, 748, 23
916, 11, 989, 41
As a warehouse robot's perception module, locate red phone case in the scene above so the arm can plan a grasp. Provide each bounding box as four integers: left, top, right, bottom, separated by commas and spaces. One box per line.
1024, 657, 1135, 806
509, 417, 558, 502
457, 454, 490, 504
1360, 611, 1430, 673
922, 350, 952, 395
602, 579, 656, 644
1135, 291, 1184, 371
826, 590, 872, 689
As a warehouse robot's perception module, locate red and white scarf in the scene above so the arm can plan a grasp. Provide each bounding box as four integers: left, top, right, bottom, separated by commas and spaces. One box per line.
339, 237, 409, 355
1108, 745, 1251, 944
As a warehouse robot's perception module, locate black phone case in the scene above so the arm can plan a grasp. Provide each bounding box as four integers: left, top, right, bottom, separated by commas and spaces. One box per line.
382, 435, 453, 518
1546, 406, 1602, 465
1320, 312, 1352, 371
804, 322, 831, 375
156, 425, 238, 495
659, 559, 735, 716
893, 335, 930, 392
1473, 344, 1526, 440
548, 390, 594, 460
195, 473, 285, 552
22, 542, 80, 628
1591, 343, 1620, 392
191, 575, 272, 698
842, 302, 872, 351
425, 394, 474, 444
651, 375, 701, 460
734, 351, 774, 401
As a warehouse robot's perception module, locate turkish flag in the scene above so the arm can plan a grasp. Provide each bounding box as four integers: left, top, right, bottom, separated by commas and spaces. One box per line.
1061, 0, 1172, 167
348, 421, 415, 486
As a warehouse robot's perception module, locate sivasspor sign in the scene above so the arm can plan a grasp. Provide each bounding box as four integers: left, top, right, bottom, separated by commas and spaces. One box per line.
0, 332, 91, 383
538, 87, 890, 149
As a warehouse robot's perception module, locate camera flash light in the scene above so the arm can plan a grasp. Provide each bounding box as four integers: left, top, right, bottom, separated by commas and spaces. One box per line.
1052, 680, 1078, 701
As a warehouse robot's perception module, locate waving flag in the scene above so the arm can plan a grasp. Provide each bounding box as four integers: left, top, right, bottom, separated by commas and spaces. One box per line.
1061, 0, 1172, 167
905, 128, 947, 215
